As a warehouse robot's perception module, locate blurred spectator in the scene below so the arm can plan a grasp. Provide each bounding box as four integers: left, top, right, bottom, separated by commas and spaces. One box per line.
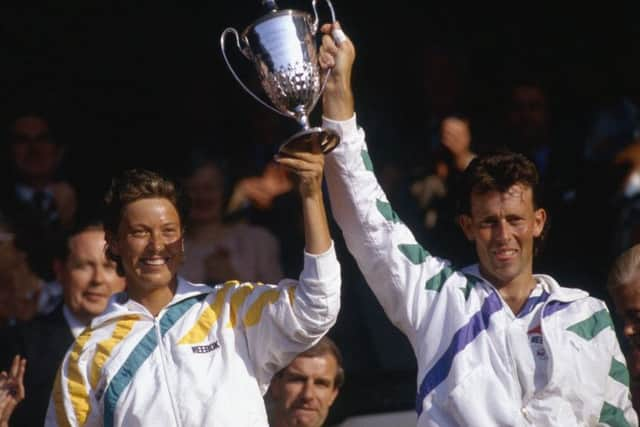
266, 336, 344, 427
414, 44, 470, 155
0, 219, 44, 327
501, 79, 580, 202
179, 152, 283, 284
584, 96, 640, 163
0, 113, 77, 281
227, 161, 293, 215
410, 116, 476, 267
2, 113, 76, 229
0, 220, 125, 427
607, 243, 640, 413
497, 78, 588, 287
608, 141, 640, 258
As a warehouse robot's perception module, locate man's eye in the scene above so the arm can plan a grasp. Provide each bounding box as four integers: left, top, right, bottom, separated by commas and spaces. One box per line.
131, 230, 148, 237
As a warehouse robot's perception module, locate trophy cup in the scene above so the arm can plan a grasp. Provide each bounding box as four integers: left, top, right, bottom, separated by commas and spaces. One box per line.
221, 0, 340, 154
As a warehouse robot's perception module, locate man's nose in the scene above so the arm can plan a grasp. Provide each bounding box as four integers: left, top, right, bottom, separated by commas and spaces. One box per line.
301, 381, 315, 400
493, 220, 511, 242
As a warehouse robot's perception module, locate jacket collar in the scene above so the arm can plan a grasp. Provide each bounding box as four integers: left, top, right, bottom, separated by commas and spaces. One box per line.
461, 264, 588, 303
90, 276, 215, 329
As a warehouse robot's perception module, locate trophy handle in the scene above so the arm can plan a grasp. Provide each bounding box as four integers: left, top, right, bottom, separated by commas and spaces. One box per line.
310, 0, 337, 33
308, 0, 337, 113
220, 27, 290, 118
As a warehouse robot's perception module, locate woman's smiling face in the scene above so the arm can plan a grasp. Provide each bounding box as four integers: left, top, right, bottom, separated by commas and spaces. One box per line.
109, 197, 183, 293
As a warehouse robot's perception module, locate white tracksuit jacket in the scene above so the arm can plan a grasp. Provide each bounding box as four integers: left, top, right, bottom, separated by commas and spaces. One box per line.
323, 115, 638, 427
45, 244, 340, 427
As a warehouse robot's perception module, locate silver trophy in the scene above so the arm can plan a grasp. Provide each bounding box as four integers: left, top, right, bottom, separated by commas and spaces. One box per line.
221, 0, 339, 154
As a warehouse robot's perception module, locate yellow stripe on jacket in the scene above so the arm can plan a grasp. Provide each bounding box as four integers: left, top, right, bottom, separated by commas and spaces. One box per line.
52, 368, 71, 427
89, 316, 141, 389
67, 329, 93, 425
178, 282, 236, 344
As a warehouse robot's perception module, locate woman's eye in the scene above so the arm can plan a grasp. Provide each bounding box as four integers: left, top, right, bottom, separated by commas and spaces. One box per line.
163, 228, 179, 237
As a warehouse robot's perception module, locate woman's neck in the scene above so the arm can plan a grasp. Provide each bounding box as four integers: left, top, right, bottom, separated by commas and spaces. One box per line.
128, 279, 178, 317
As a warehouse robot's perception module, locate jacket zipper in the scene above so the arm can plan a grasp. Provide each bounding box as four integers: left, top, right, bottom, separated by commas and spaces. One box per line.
155, 318, 183, 427
504, 321, 528, 424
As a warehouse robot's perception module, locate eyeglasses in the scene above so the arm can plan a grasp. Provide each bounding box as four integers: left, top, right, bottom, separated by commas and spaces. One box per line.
11, 132, 52, 144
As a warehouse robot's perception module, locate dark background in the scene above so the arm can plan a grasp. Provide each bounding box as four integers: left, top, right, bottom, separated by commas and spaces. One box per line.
1, 1, 639, 195
2, 1, 640, 422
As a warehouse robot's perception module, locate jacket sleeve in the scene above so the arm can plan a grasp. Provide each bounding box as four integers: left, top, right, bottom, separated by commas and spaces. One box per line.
44, 331, 102, 427
598, 328, 639, 427
322, 115, 472, 346
238, 242, 341, 391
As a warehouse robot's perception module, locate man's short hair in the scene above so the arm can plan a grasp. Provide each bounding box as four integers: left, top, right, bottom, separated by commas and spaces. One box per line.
280, 336, 345, 389
53, 218, 105, 262
457, 150, 541, 216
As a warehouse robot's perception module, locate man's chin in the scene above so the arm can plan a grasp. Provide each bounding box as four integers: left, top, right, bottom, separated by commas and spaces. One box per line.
290, 409, 320, 426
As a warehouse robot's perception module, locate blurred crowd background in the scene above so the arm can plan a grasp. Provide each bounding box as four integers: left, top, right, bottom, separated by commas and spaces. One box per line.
1, 0, 640, 424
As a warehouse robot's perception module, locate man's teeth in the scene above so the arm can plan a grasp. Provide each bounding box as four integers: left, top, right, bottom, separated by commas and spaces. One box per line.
496, 249, 516, 255
144, 258, 166, 265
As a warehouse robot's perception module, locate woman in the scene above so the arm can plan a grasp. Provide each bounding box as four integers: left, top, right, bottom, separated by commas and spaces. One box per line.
178, 155, 283, 285
45, 149, 340, 426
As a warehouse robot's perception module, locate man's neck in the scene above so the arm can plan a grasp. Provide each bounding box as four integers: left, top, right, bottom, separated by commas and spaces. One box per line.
63, 305, 91, 338
483, 271, 537, 315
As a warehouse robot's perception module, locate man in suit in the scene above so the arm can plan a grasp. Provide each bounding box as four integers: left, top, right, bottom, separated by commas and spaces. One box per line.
1, 113, 77, 283
0, 219, 125, 426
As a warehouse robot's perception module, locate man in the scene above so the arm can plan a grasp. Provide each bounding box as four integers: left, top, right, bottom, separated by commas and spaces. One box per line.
318, 24, 637, 425
3, 113, 76, 228
0, 220, 125, 426
608, 244, 640, 414
268, 336, 344, 427
1, 113, 77, 283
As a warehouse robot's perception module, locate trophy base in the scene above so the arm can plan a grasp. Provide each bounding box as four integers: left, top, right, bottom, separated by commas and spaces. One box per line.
278, 127, 340, 155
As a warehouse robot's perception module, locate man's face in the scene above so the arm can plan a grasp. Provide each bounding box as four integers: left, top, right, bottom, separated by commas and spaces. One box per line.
509, 85, 548, 137
11, 116, 61, 183
56, 229, 125, 323
611, 282, 640, 379
271, 355, 340, 427
460, 184, 546, 288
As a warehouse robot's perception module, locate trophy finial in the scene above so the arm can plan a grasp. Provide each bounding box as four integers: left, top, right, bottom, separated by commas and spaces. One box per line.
261, 0, 278, 12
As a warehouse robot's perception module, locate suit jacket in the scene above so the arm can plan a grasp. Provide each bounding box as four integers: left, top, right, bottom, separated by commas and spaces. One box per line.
0, 303, 74, 427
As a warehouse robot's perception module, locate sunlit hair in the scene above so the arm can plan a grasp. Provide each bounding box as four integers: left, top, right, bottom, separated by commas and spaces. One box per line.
457, 150, 547, 254
608, 244, 640, 292
103, 169, 187, 275
276, 336, 345, 389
